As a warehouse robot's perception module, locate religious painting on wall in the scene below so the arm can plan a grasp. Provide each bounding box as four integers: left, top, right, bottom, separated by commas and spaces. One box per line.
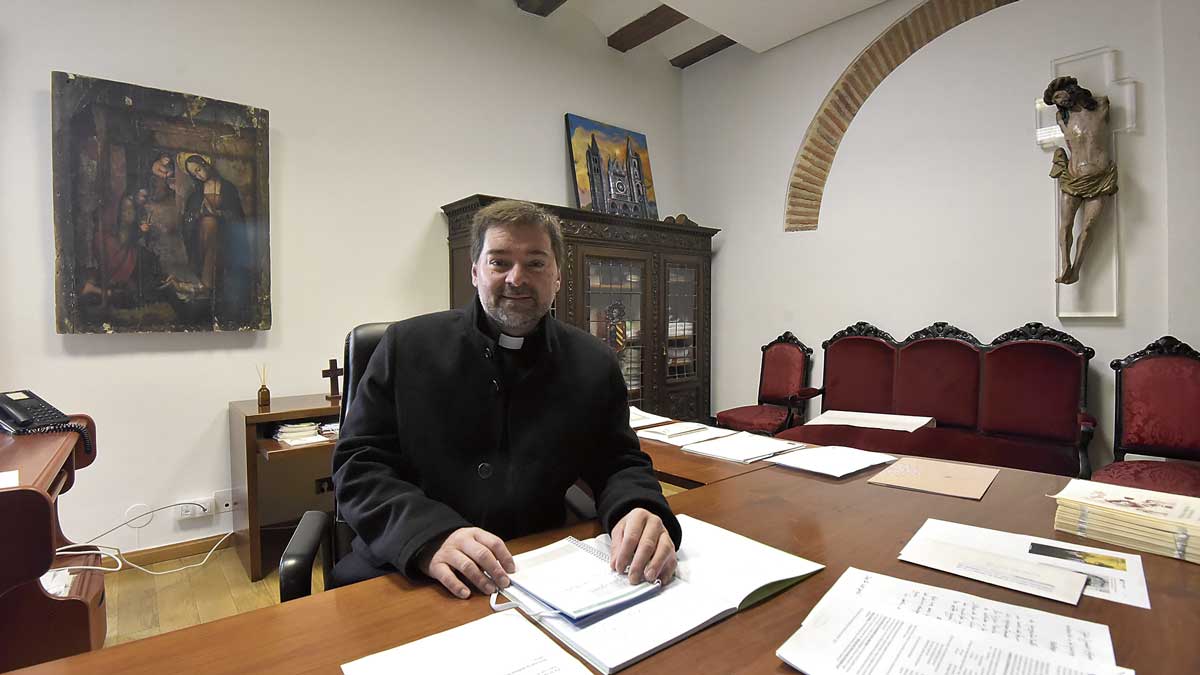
565, 113, 658, 220
51, 72, 271, 333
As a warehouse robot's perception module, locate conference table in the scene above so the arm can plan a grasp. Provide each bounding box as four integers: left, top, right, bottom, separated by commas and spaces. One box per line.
19, 449, 1200, 673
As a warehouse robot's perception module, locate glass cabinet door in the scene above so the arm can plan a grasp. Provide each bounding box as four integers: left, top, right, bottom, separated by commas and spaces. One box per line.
665, 264, 698, 382
584, 256, 645, 407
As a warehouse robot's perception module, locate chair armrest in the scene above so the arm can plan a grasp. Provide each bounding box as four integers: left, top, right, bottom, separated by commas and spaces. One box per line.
1076, 411, 1095, 479
565, 483, 597, 521
794, 387, 823, 401
280, 510, 330, 602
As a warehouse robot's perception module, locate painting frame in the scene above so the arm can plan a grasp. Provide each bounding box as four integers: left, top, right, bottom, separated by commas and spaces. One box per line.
52, 72, 271, 334
565, 113, 658, 220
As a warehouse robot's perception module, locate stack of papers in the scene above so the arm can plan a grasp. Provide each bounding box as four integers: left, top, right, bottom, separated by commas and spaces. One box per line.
628, 405, 671, 429
806, 409, 935, 432
1052, 479, 1200, 564
681, 432, 804, 464
767, 445, 895, 478
342, 610, 589, 675
899, 519, 1150, 608
636, 422, 734, 447
777, 567, 1133, 675
274, 422, 327, 446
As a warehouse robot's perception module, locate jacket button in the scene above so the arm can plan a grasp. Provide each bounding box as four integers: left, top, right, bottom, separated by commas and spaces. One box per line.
483, 346, 492, 359
477, 462, 493, 479
492, 378, 500, 393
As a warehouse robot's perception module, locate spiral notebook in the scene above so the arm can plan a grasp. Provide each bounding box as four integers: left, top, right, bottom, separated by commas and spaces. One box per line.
505, 536, 661, 621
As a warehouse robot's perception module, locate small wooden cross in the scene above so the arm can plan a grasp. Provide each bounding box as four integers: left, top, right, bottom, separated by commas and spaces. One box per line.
322, 358, 344, 402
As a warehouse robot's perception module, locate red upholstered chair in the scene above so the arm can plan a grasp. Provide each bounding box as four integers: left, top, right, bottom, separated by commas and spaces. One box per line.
716, 331, 816, 434
1091, 337, 1200, 497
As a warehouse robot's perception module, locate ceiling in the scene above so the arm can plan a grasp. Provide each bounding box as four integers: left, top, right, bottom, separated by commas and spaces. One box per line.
518, 0, 889, 67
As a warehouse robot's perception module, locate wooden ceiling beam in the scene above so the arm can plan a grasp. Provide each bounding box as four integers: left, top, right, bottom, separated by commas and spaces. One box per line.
608, 5, 688, 53
514, 0, 568, 17
670, 35, 736, 68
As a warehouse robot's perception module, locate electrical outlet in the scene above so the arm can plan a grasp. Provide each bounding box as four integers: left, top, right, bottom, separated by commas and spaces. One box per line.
314, 477, 334, 494
214, 489, 238, 513
178, 497, 215, 520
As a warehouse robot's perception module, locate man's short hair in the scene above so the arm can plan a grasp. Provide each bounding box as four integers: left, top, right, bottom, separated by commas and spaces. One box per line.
469, 200, 565, 266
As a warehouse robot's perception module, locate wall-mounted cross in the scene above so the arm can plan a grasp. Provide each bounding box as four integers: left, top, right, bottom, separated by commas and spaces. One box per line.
322, 358, 344, 402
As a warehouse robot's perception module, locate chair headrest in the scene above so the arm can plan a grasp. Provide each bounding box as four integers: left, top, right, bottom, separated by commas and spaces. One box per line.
341, 322, 396, 424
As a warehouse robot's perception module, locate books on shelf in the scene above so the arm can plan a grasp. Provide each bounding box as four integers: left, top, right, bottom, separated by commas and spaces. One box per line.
635, 422, 735, 447
501, 514, 823, 674
806, 409, 935, 433
272, 421, 334, 447
1051, 478, 1200, 565
681, 431, 805, 464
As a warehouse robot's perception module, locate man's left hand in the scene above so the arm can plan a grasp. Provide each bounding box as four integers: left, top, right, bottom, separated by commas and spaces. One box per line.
609, 507, 676, 586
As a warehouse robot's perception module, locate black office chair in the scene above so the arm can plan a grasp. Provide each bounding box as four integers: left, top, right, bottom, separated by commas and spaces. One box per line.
278, 322, 598, 602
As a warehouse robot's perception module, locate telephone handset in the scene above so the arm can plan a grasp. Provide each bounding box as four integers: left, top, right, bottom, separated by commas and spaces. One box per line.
0, 390, 92, 455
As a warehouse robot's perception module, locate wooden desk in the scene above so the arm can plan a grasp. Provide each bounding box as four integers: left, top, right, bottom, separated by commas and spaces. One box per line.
229, 395, 339, 582
21, 464, 1200, 674
639, 435, 771, 488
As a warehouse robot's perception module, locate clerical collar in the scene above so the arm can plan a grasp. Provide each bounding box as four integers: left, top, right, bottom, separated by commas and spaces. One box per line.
498, 333, 525, 350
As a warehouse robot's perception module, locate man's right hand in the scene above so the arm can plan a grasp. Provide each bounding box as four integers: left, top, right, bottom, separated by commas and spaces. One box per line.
416, 527, 516, 599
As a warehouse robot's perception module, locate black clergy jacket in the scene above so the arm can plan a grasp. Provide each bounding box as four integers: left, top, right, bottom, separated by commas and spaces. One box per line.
333, 299, 682, 578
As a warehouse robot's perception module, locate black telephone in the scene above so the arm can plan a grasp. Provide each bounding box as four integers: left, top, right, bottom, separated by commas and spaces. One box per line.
0, 390, 99, 459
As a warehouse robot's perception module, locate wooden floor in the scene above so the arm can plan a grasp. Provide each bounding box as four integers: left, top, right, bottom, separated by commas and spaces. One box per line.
104, 482, 687, 647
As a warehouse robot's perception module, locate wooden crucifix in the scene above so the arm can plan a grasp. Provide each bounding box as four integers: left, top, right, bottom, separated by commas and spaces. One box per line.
322, 358, 344, 402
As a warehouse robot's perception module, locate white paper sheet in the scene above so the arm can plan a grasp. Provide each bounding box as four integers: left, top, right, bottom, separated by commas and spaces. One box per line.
680, 432, 801, 463
767, 445, 895, 477
0, 470, 18, 488
280, 434, 328, 446
901, 536, 1086, 604
777, 568, 1126, 675
636, 424, 735, 447
806, 409, 935, 432
628, 406, 671, 430
341, 610, 590, 675
902, 519, 1150, 609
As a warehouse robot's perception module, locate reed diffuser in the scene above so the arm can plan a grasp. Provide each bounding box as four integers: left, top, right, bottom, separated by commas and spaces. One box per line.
256, 364, 271, 408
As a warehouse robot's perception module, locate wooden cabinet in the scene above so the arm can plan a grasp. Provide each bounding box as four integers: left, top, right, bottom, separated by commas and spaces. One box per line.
228, 395, 338, 581
443, 195, 718, 421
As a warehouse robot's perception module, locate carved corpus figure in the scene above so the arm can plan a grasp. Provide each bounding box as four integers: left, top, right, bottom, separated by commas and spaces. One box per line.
1045, 76, 1117, 285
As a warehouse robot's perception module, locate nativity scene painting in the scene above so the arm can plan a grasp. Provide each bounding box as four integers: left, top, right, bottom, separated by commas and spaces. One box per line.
52, 72, 271, 333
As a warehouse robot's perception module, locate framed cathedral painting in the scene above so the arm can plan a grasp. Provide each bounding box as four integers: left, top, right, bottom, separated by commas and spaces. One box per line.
51, 72, 271, 334
565, 113, 658, 220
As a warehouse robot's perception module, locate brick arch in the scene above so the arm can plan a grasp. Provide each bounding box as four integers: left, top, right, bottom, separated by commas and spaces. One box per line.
785, 0, 1018, 231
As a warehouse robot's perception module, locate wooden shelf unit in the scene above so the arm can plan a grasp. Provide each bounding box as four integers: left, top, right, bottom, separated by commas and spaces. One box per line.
229, 395, 339, 581
0, 416, 105, 671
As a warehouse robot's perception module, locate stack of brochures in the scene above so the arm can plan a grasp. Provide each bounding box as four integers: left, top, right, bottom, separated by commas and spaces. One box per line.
635, 421, 734, 447
1052, 478, 1200, 564
778, 567, 1133, 675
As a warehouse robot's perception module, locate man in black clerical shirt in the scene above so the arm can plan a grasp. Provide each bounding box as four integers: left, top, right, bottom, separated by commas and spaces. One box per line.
332, 200, 679, 599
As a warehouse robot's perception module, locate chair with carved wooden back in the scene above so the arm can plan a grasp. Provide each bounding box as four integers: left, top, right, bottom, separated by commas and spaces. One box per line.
1090, 336, 1200, 497
715, 331, 817, 434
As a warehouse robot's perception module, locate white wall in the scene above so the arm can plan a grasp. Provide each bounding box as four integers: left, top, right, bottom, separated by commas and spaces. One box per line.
1162, 0, 1200, 341
0, 0, 684, 550
683, 0, 1177, 468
